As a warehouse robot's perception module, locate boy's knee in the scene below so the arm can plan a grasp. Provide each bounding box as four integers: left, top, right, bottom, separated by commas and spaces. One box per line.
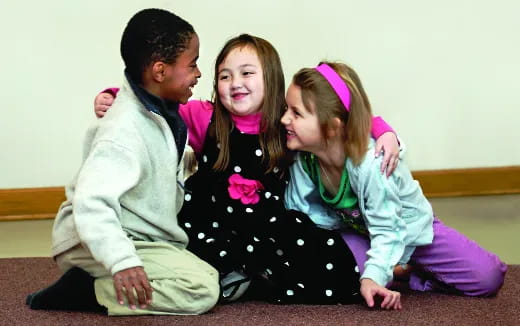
184, 275, 220, 314
165, 270, 220, 314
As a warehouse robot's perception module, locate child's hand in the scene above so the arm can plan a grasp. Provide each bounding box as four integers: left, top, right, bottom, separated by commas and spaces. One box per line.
113, 266, 153, 310
360, 278, 402, 310
374, 132, 400, 177
94, 92, 115, 118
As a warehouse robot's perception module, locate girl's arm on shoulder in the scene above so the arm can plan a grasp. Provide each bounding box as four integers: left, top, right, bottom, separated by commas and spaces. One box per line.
179, 100, 214, 155
371, 116, 399, 176
94, 88, 119, 118
93, 88, 213, 156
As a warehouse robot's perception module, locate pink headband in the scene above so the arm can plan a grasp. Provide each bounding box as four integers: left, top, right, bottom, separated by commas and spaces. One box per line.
315, 63, 351, 112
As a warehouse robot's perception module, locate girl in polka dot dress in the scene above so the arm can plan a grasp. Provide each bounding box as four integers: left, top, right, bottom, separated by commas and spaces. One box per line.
283, 62, 507, 309
93, 34, 400, 305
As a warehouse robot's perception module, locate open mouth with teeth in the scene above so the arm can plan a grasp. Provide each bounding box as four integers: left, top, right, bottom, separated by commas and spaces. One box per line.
187, 84, 196, 95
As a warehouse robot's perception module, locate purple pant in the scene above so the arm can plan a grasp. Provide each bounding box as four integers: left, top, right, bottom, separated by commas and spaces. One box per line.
341, 217, 507, 297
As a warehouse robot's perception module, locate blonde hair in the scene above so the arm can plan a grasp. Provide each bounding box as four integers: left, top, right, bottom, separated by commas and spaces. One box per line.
210, 34, 289, 173
292, 62, 372, 165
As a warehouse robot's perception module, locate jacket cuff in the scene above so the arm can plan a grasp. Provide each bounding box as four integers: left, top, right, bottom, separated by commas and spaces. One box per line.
101, 87, 120, 97
361, 264, 391, 287
371, 116, 395, 139
110, 256, 143, 275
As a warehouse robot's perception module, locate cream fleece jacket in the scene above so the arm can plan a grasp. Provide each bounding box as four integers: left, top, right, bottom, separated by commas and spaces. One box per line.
52, 78, 188, 275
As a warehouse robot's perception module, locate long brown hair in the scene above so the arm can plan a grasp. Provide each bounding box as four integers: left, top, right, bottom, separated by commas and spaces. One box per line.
209, 34, 288, 173
292, 62, 372, 165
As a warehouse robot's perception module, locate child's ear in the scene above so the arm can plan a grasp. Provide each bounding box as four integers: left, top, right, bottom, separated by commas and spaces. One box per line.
151, 62, 167, 82
326, 117, 344, 138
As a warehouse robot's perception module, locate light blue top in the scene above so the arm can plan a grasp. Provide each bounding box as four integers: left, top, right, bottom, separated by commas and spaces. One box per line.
285, 139, 434, 286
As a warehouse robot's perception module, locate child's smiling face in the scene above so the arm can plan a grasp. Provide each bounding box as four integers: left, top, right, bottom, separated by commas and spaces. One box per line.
159, 33, 201, 104
217, 46, 265, 116
281, 83, 325, 153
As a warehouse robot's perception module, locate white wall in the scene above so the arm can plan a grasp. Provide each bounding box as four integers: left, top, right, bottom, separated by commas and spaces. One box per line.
1, 0, 519, 188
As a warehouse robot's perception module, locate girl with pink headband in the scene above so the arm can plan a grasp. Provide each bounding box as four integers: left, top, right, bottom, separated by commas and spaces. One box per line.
283, 61, 507, 309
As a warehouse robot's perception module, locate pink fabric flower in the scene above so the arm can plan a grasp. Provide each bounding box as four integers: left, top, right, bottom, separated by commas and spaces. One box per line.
228, 173, 264, 205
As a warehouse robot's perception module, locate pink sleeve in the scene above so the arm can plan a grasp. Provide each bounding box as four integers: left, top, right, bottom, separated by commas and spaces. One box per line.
101, 87, 120, 97
370, 116, 395, 139
179, 100, 214, 155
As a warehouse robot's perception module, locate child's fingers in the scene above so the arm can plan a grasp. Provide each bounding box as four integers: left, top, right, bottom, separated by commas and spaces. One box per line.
101, 93, 115, 104
124, 281, 137, 310
377, 289, 392, 308
380, 153, 391, 174
380, 292, 392, 309
95, 105, 109, 112
94, 93, 114, 107
135, 273, 153, 307
95, 109, 106, 118
390, 294, 402, 310
381, 291, 401, 310
361, 291, 375, 308
395, 298, 402, 310
143, 279, 153, 305
134, 283, 147, 308
374, 143, 383, 158
385, 156, 398, 177
99, 98, 113, 106
113, 277, 125, 305
95, 105, 110, 118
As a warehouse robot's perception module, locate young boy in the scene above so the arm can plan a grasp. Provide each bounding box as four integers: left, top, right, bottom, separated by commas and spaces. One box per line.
25, 8, 219, 316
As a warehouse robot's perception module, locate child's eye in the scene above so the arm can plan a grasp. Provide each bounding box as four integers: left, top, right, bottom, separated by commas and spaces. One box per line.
219, 75, 229, 80
243, 71, 254, 76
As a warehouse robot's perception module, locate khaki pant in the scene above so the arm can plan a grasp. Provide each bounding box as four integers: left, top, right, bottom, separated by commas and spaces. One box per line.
56, 240, 219, 316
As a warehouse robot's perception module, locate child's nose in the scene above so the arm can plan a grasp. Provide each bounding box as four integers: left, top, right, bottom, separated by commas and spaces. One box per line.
281, 111, 290, 124
231, 76, 243, 89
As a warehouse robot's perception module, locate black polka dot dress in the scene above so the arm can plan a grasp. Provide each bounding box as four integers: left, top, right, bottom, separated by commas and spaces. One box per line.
178, 123, 361, 304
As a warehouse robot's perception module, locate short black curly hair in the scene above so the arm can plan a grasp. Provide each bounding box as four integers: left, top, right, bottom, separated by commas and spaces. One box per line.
120, 8, 195, 83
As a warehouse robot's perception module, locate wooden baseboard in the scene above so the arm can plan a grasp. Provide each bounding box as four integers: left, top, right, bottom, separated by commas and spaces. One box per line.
1, 166, 519, 221
0, 187, 65, 221
412, 165, 520, 197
